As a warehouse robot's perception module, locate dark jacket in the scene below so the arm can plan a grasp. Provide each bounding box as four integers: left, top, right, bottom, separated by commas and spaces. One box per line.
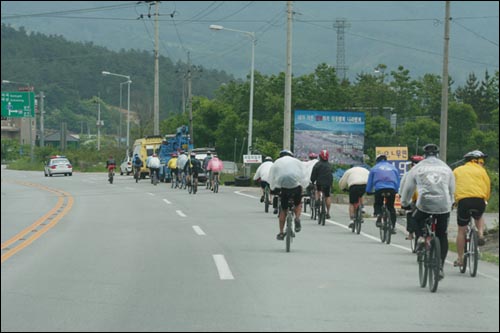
310, 160, 333, 186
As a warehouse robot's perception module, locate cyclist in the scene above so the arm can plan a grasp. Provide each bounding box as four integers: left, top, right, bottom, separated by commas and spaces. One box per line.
400, 155, 424, 240
203, 151, 213, 189
184, 152, 202, 193
303, 152, 319, 211
268, 150, 309, 241
148, 153, 161, 184
207, 154, 224, 191
167, 152, 178, 187
310, 150, 333, 219
452, 150, 491, 267
400, 144, 455, 280
253, 156, 274, 206
366, 154, 400, 233
176, 151, 189, 188
132, 153, 143, 178
339, 165, 370, 229
106, 155, 116, 180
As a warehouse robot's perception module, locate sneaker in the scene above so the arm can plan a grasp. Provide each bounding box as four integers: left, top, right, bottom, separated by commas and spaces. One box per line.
276, 233, 285, 241
478, 237, 486, 246
260, 195, 264, 203
348, 222, 354, 229
391, 228, 397, 235
326, 213, 331, 219
273, 208, 278, 214
375, 217, 382, 228
439, 269, 444, 281
294, 219, 301, 232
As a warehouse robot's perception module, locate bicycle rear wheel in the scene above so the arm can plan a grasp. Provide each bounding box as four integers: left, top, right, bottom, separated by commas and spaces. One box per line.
355, 206, 362, 234
418, 244, 427, 288
469, 229, 479, 277
320, 199, 326, 226
286, 215, 292, 252
214, 180, 219, 194
428, 237, 441, 293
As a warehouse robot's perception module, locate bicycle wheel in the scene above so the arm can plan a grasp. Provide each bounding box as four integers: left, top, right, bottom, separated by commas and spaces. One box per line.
264, 187, 269, 213
214, 180, 219, 194
379, 217, 385, 243
355, 206, 362, 234
320, 199, 326, 226
418, 246, 427, 288
310, 198, 316, 220
428, 236, 441, 293
385, 216, 392, 245
286, 214, 292, 252
469, 229, 479, 277
411, 236, 418, 253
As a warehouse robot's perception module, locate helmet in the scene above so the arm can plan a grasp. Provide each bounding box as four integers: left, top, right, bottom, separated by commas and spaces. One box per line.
171, 152, 178, 157
308, 152, 318, 160
376, 154, 387, 162
152, 153, 157, 157
410, 155, 424, 164
463, 150, 488, 161
319, 150, 329, 161
423, 144, 439, 157
190, 152, 196, 157
134, 153, 139, 157
279, 149, 294, 158
264, 156, 273, 162
207, 151, 212, 155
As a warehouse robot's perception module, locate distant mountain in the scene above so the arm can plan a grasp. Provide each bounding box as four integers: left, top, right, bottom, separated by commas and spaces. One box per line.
1, 1, 498, 86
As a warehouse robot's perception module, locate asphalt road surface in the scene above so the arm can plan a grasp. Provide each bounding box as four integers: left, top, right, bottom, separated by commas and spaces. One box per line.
1, 168, 499, 332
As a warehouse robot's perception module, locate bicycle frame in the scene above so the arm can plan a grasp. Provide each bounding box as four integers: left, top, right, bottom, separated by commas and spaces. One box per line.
285, 198, 296, 252
417, 215, 441, 293
352, 196, 363, 234
379, 192, 392, 244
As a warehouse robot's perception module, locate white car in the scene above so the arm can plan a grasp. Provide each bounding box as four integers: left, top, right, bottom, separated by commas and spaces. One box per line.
44, 156, 73, 177
120, 156, 132, 175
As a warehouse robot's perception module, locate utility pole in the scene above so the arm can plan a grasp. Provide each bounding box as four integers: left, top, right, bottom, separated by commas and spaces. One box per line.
283, 0, 293, 151
440, 1, 450, 162
187, 51, 193, 146
153, 1, 160, 135
39, 91, 45, 147
97, 94, 101, 151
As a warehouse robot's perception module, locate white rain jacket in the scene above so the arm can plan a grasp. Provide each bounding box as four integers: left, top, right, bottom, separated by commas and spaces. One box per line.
253, 161, 273, 183
268, 156, 309, 190
400, 156, 455, 214
338, 166, 369, 190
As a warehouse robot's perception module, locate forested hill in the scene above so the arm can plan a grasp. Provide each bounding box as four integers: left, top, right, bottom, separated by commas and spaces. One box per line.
1, 24, 236, 134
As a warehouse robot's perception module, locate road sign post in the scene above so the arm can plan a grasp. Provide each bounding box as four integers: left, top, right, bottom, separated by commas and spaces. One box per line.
1, 91, 35, 118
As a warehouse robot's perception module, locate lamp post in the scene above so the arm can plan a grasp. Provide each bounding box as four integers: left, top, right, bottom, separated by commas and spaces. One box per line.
209, 24, 255, 157
102, 71, 132, 156
2, 79, 35, 162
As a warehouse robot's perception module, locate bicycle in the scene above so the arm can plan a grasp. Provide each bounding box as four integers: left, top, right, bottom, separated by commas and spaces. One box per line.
133, 166, 141, 183
108, 165, 116, 184
310, 186, 317, 221
459, 209, 481, 277
284, 197, 297, 253
351, 196, 363, 234
378, 192, 393, 244
151, 169, 158, 186
416, 214, 441, 293
213, 173, 220, 194
316, 190, 326, 226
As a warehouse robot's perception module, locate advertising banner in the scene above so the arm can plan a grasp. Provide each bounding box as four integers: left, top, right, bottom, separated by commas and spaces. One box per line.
294, 110, 365, 165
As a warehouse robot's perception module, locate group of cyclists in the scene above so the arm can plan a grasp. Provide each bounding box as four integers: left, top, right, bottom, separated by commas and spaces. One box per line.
107, 150, 224, 192
254, 144, 492, 281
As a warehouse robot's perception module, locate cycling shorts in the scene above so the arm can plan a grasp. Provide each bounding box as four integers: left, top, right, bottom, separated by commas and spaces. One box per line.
316, 184, 331, 198
349, 184, 366, 204
457, 197, 486, 226
280, 186, 302, 210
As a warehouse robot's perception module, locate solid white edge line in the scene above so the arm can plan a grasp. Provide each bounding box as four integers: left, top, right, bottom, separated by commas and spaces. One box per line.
192, 225, 206, 235
234, 191, 259, 199
176, 210, 187, 217
213, 254, 234, 280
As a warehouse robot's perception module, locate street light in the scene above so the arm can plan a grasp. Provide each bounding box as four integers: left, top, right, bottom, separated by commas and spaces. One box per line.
209, 24, 255, 158
102, 71, 132, 156
2, 79, 35, 162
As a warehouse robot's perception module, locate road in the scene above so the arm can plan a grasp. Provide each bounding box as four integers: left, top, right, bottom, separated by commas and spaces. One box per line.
1, 168, 499, 332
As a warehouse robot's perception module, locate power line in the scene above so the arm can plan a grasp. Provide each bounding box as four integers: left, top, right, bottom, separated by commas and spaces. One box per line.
452, 20, 498, 47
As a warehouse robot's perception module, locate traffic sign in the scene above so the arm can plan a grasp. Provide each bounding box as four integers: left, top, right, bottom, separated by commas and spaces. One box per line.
1, 91, 35, 118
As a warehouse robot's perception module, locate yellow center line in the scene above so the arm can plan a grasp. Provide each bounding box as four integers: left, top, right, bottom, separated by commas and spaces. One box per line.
1, 182, 74, 264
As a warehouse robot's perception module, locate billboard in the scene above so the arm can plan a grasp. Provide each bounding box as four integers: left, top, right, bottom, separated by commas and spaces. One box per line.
376, 146, 409, 176
294, 110, 365, 165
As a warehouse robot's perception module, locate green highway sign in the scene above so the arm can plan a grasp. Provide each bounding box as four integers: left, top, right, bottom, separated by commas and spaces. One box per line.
1, 91, 35, 118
